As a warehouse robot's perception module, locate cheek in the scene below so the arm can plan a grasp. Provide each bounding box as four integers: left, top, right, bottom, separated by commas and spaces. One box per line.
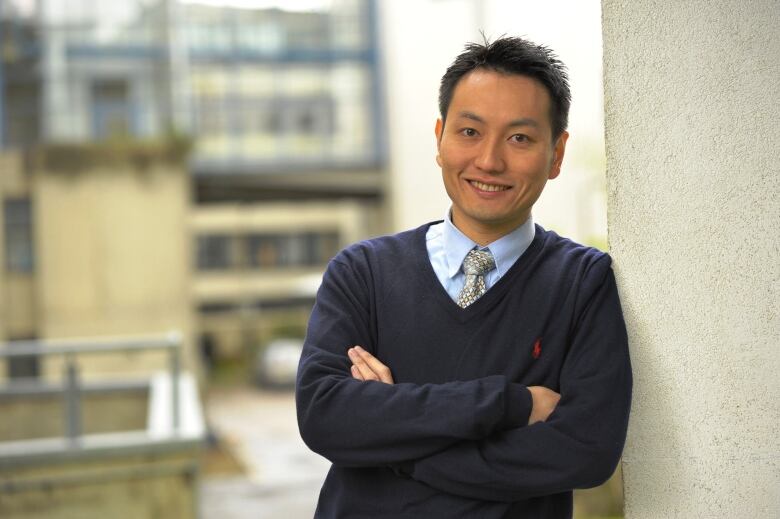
517, 177, 550, 206
439, 156, 463, 184
441, 169, 457, 194
438, 142, 469, 170
441, 169, 462, 202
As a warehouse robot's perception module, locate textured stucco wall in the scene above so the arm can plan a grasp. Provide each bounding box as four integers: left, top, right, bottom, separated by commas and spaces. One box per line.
602, 1, 779, 517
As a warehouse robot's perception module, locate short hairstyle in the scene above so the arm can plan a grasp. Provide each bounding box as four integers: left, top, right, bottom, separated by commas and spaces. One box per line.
438, 36, 571, 140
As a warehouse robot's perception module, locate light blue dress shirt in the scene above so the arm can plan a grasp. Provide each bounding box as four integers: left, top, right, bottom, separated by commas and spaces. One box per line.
425, 210, 536, 303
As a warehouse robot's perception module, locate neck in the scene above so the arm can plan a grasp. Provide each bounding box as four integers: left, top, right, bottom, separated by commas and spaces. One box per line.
451, 212, 530, 247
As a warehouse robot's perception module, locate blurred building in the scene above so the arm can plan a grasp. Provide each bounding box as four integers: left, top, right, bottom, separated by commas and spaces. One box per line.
0, 0, 386, 374
0, 1, 382, 516
181, 0, 385, 367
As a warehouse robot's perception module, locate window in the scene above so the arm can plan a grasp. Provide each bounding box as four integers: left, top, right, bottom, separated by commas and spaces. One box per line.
6, 335, 40, 380
306, 231, 339, 265
197, 234, 233, 270
198, 230, 339, 271
247, 231, 339, 268
91, 79, 133, 139
196, 96, 226, 136
4, 83, 41, 147
292, 97, 334, 136
4, 198, 35, 273
247, 234, 284, 268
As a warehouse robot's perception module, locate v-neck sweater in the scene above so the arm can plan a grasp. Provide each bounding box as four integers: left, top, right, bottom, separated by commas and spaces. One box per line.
296, 222, 632, 519
416, 220, 538, 323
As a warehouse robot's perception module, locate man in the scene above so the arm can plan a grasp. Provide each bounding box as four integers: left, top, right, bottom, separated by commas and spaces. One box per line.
296, 36, 632, 518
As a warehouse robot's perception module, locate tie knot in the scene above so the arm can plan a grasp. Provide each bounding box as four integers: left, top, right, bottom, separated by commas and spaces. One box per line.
462, 249, 496, 276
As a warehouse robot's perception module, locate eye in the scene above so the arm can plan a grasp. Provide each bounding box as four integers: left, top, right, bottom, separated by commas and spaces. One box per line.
460, 128, 478, 137
510, 134, 530, 143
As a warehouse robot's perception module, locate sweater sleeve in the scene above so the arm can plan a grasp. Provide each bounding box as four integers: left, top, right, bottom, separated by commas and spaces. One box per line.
402, 256, 632, 501
296, 254, 532, 467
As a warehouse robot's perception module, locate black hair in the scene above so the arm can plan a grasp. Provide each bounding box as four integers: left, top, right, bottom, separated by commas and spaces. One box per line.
438, 36, 571, 140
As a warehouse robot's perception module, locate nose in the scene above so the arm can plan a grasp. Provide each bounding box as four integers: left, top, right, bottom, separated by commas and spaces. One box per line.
473, 136, 505, 173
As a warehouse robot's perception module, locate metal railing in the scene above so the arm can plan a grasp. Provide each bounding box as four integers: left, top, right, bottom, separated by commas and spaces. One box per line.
0, 331, 183, 445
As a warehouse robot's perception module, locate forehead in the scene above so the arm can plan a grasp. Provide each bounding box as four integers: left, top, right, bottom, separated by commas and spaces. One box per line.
448, 69, 552, 127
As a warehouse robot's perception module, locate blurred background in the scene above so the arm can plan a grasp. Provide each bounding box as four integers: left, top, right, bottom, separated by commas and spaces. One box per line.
0, 0, 617, 517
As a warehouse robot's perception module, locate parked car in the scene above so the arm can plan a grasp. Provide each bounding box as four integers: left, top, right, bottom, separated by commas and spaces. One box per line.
254, 338, 304, 389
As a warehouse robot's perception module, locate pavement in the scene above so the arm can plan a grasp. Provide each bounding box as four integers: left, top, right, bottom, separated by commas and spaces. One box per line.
200, 387, 331, 519
198, 386, 624, 518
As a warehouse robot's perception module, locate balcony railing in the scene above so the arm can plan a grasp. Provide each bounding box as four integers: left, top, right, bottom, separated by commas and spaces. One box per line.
0, 331, 204, 462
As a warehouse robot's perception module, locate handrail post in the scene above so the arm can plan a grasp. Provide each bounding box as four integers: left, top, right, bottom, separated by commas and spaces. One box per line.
63, 353, 82, 445
168, 332, 181, 435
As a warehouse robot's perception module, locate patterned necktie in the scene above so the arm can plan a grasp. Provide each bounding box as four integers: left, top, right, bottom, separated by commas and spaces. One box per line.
457, 249, 496, 308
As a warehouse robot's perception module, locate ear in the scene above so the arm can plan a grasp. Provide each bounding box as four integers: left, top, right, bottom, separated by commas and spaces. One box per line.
435, 118, 444, 167
548, 131, 569, 180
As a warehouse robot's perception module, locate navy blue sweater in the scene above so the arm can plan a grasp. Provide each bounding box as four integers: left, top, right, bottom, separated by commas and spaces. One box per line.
296, 223, 632, 518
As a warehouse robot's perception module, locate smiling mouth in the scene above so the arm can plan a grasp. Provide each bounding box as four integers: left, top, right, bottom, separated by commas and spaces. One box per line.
469, 180, 510, 192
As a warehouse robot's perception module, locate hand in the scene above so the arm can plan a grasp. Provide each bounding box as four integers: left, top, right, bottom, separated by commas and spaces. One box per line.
348, 346, 394, 384
527, 386, 560, 425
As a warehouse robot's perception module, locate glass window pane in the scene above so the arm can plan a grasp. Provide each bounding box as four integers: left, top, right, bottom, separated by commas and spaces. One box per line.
197, 234, 232, 270
4, 198, 35, 273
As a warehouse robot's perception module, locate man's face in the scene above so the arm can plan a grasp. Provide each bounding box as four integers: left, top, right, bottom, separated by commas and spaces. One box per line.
435, 68, 568, 243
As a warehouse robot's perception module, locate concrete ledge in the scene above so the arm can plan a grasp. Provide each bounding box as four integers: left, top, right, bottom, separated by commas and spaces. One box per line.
148, 372, 205, 440
0, 431, 203, 468
0, 451, 200, 519
0, 371, 204, 518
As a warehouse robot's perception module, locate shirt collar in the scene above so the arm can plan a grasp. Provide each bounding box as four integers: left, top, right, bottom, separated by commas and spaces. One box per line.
442, 209, 536, 278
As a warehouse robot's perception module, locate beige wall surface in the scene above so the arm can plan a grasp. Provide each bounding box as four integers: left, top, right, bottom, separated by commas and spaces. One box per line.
3, 276, 36, 338
603, 1, 779, 517
0, 389, 147, 442
191, 200, 377, 248
33, 165, 194, 376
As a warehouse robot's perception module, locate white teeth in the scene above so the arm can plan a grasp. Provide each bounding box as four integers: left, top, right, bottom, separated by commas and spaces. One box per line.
470, 180, 509, 192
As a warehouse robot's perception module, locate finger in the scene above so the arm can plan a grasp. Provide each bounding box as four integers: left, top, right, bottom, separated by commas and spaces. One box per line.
350, 365, 364, 381
348, 348, 380, 381
354, 346, 394, 384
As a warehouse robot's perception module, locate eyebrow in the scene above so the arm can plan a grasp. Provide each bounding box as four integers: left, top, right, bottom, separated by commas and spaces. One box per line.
456, 111, 541, 129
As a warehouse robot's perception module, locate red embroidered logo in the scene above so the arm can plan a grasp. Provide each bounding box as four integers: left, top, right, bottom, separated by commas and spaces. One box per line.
532, 338, 542, 359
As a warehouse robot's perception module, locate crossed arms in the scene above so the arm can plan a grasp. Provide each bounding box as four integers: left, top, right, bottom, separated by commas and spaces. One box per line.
348, 345, 561, 426
296, 253, 632, 502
